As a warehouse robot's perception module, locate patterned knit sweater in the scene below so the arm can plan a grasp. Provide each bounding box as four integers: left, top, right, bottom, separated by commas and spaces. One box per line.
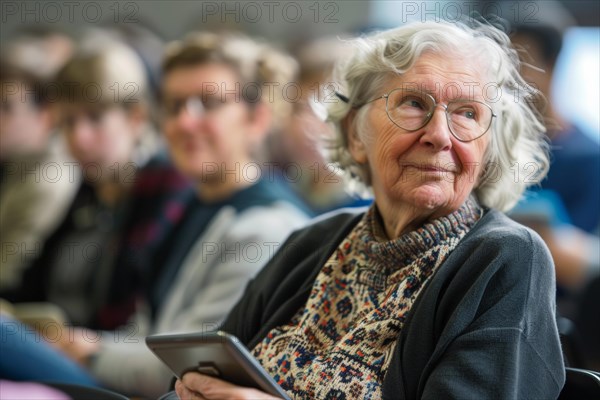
252, 199, 483, 399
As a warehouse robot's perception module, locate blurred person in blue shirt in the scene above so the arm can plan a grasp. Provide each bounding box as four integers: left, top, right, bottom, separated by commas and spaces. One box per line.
509, 4, 600, 371
510, 20, 599, 291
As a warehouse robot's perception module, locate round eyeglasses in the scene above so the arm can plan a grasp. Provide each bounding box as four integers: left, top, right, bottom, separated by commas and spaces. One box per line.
355, 88, 496, 142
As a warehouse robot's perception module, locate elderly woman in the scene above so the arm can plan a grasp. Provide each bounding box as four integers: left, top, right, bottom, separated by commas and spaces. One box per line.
172, 19, 565, 399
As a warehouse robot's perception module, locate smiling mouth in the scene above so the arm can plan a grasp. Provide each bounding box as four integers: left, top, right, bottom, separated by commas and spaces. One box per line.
401, 162, 457, 174
417, 166, 447, 173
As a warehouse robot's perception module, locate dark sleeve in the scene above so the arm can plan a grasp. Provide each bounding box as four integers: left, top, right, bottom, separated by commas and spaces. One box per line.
0, 229, 58, 303
421, 230, 565, 399
1, 185, 82, 303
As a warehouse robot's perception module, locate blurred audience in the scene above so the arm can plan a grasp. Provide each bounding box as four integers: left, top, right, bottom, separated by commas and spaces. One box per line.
0, 29, 80, 291
509, 2, 600, 370
1, 30, 191, 331
28, 31, 310, 398
510, 9, 599, 296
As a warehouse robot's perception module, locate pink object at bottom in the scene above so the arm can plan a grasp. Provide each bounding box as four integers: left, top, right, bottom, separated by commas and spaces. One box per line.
0, 380, 71, 399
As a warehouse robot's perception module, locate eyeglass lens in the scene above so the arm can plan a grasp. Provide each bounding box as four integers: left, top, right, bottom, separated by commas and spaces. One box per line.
386, 89, 493, 141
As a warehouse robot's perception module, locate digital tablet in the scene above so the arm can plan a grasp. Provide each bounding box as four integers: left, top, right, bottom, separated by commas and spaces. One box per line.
145, 331, 290, 399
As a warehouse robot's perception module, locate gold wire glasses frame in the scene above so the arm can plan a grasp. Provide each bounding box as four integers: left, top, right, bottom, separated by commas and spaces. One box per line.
336, 89, 497, 143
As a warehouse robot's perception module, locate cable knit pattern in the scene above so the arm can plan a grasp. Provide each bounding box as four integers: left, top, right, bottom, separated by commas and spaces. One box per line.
252, 199, 483, 399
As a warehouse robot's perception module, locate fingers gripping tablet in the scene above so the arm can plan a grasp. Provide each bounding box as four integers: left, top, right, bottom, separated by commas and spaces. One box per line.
146, 331, 290, 399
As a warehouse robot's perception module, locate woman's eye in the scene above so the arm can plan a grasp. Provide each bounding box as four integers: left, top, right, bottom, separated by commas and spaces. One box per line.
400, 98, 426, 110
457, 108, 476, 120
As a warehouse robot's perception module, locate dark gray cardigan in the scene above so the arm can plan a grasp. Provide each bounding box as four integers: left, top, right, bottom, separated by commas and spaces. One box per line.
221, 208, 565, 399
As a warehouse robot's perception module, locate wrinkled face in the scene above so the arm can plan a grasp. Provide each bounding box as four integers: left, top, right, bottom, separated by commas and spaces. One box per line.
0, 80, 50, 159
350, 52, 491, 220
61, 104, 139, 182
161, 63, 263, 183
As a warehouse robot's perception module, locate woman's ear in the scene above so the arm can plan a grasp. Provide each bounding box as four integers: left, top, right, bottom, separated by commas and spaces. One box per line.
345, 110, 367, 164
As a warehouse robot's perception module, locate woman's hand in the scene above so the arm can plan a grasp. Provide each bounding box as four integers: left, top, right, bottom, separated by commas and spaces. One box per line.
175, 372, 282, 400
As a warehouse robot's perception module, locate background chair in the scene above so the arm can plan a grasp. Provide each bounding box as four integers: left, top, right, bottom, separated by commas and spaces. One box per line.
558, 316, 587, 368
558, 367, 600, 399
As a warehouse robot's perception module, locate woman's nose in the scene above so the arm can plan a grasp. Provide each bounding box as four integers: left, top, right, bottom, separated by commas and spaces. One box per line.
418, 106, 452, 151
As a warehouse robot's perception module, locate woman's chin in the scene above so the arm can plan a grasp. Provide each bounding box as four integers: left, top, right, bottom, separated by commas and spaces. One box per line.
406, 184, 451, 211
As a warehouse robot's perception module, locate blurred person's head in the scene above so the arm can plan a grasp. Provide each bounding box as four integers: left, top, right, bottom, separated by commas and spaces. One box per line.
508, 0, 576, 128
161, 31, 298, 199
511, 26, 563, 108
55, 34, 153, 184
106, 21, 166, 104
4, 26, 74, 81
0, 61, 53, 160
284, 36, 354, 167
0, 28, 74, 161
294, 36, 354, 102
